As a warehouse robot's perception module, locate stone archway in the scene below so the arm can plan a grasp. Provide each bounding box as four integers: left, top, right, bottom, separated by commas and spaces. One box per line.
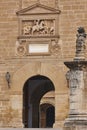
10, 62, 67, 128
40, 103, 55, 128
23, 75, 55, 128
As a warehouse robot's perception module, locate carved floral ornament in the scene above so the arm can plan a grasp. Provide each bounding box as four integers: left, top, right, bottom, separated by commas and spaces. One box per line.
16, 45, 26, 56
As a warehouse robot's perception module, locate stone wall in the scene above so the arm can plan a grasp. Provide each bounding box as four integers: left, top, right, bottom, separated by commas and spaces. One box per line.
0, 0, 87, 128
59, 0, 87, 60
0, 0, 87, 60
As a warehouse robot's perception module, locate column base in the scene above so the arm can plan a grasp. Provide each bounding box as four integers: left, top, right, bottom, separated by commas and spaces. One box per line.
53, 121, 64, 129
64, 125, 87, 130
64, 114, 87, 130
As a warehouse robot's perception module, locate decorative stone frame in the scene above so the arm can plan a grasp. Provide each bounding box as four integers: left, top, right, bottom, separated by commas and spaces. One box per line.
19, 19, 56, 37
27, 40, 50, 56
16, 3, 61, 56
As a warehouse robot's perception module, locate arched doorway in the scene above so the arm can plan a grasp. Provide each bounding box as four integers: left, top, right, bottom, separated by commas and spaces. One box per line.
40, 103, 55, 128
23, 75, 55, 128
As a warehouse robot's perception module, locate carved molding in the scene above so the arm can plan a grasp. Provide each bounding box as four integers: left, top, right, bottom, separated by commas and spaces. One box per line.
16, 3, 61, 15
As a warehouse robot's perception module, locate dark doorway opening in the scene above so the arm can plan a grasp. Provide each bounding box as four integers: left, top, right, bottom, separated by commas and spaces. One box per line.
40, 103, 55, 128
23, 75, 55, 128
46, 105, 55, 127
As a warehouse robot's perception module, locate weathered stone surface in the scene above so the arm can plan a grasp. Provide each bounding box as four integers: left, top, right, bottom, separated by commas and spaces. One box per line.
64, 26, 87, 130
0, 0, 87, 129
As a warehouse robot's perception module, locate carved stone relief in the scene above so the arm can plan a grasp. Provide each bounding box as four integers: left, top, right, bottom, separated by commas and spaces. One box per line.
15, 39, 61, 56
22, 19, 55, 36
16, 3, 60, 57
16, 45, 26, 56
66, 70, 84, 89
16, 41, 26, 56
50, 39, 61, 56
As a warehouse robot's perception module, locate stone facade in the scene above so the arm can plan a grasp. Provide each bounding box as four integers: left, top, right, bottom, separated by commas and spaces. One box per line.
0, 0, 87, 129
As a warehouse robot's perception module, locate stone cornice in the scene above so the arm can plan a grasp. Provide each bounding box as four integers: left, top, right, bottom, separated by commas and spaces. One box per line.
16, 3, 61, 15
64, 60, 87, 70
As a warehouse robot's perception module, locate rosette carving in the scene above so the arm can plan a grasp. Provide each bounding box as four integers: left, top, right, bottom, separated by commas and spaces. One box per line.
16, 45, 26, 56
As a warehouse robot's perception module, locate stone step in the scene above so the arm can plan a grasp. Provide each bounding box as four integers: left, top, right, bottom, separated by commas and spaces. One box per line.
0, 128, 63, 130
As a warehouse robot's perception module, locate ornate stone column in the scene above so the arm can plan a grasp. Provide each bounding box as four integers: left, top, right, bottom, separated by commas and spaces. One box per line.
64, 27, 87, 130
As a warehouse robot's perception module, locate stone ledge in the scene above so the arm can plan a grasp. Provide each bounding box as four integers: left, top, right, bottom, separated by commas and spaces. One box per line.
64, 60, 87, 70
0, 128, 63, 130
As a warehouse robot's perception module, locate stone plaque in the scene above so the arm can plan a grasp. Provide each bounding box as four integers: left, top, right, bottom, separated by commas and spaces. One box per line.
28, 43, 49, 55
